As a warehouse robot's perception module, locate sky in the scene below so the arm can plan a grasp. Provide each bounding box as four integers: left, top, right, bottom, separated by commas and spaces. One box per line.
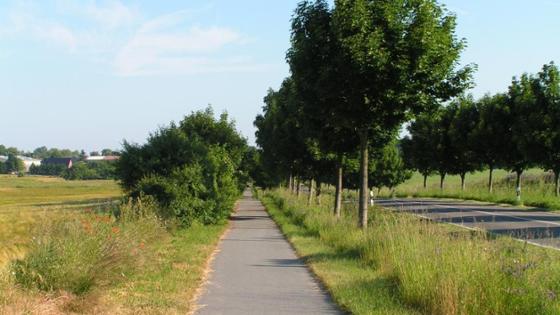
1, 0, 559, 152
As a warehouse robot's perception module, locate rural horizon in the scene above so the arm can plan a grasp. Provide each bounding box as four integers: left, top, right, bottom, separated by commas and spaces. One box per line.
3, 1, 560, 314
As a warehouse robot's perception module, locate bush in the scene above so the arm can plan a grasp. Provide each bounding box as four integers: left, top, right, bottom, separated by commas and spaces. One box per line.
117, 107, 247, 226
10, 198, 163, 295
62, 161, 116, 180
130, 146, 239, 226
29, 163, 67, 176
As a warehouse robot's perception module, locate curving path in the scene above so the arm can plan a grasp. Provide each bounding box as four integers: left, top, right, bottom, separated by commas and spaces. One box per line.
195, 190, 341, 315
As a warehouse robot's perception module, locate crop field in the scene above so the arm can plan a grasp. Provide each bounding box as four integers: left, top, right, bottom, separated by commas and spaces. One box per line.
385, 168, 560, 210
0, 175, 121, 266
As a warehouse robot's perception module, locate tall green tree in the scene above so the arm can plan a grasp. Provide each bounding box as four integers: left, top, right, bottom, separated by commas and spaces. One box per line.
448, 95, 482, 191
402, 114, 440, 189
505, 74, 536, 201
5, 154, 25, 174
254, 79, 310, 189
287, 0, 359, 217
525, 63, 560, 196
370, 140, 412, 195
332, 0, 473, 228
472, 93, 510, 193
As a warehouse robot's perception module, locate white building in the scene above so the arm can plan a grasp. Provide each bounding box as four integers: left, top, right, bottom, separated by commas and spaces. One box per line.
0, 155, 41, 172
18, 156, 42, 172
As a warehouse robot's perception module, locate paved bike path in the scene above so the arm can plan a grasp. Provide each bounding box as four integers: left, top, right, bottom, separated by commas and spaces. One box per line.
195, 190, 341, 315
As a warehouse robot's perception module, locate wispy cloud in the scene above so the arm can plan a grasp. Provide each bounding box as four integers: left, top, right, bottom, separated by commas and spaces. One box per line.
85, 1, 139, 29
114, 11, 259, 76
35, 23, 77, 49
0, 6, 77, 51
0, 1, 264, 76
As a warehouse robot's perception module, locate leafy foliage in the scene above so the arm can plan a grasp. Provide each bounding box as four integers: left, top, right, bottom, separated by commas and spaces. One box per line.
117, 107, 247, 226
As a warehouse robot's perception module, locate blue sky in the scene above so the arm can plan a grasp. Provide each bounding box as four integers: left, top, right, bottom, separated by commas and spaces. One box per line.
0, 0, 559, 152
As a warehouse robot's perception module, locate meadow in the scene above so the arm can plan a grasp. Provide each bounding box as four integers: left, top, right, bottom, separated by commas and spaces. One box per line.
0, 175, 121, 266
0, 175, 227, 314
260, 188, 560, 315
385, 168, 560, 210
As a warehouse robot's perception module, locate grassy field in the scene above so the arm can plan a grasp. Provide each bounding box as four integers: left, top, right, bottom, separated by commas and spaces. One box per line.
0, 175, 121, 266
385, 168, 560, 210
260, 188, 560, 315
0, 175, 228, 314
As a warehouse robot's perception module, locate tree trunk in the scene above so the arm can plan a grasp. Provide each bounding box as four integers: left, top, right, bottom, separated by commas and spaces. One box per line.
289, 174, 293, 192
440, 172, 446, 190
358, 133, 369, 230
554, 169, 560, 197
296, 178, 301, 198
316, 180, 322, 205
334, 165, 343, 219
307, 179, 314, 206
423, 174, 428, 189
515, 170, 522, 202
460, 173, 466, 191
488, 166, 494, 193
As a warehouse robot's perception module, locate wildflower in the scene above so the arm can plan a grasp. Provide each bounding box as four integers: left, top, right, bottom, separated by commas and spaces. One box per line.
112, 226, 120, 234
139, 242, 145, 249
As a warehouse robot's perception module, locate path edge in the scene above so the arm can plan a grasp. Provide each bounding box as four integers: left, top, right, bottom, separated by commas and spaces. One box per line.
257, 192, 348, 315
188, 200, 240, 315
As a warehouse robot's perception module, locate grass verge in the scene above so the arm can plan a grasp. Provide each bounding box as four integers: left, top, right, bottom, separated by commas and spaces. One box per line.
258, 189, 417, 315
259, 188, 560, 315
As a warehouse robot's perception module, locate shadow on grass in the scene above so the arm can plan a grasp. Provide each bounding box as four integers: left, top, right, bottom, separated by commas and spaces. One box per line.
33, 198, 120, 208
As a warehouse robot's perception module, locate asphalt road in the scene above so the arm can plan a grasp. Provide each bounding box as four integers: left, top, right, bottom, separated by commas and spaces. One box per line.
195, 190, 341, 315
375, 198, 560, 249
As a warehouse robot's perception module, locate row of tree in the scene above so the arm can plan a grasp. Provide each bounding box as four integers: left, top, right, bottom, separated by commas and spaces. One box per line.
0, 145, 120, 160
254, 0, 472, 228
29, 161, 118, 180
402, 62, 560, 197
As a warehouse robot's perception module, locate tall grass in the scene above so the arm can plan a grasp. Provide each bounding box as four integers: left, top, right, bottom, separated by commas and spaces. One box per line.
9, 198, 164, 295
263, 188, 560, 315
0, 175, 121, 268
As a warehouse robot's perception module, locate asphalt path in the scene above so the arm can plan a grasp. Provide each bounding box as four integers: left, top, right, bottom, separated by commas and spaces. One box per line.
375, 198, 560, 249
195, 190, 341, 315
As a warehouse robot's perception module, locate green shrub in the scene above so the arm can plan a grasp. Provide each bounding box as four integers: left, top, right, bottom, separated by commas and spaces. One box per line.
10, 198, 163, 295
116, 108, 247, 226
62, 161, 116, 180
29, 163, 67, 176
130, 147, 239, 226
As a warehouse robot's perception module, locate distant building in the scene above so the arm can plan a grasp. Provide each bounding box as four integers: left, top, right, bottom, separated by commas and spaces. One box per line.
18, 156, 42, 172
0, 155, 41, 172
42, 157, 74, 169
85, 156, 120, 162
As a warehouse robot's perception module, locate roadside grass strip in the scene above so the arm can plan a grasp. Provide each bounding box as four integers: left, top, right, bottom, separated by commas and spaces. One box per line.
259, 188, 560, 315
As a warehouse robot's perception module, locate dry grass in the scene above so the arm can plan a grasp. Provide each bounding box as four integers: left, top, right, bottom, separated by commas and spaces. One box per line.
0, 175, 228, 314
0, 175, 120, 267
